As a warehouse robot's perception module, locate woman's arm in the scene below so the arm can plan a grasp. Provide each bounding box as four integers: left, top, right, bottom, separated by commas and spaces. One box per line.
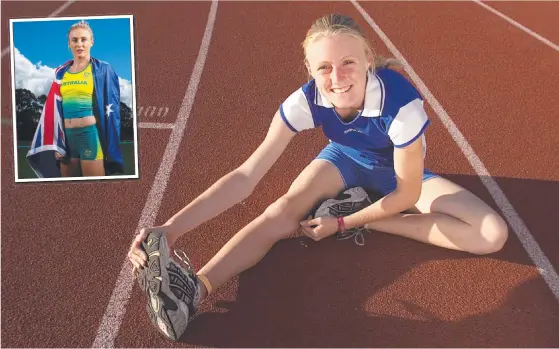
163, 110, 297, 240
343, 136, 425, 229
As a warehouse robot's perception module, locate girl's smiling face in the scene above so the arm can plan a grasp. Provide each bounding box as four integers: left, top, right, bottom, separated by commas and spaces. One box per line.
305, 33, 371, 117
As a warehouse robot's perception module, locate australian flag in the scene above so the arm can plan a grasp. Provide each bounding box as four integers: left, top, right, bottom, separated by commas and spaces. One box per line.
26, 57, 124, 178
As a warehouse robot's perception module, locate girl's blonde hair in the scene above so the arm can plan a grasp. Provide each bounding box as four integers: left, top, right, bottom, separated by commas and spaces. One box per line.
67, 20, 94, 42
302, 13, 401, 73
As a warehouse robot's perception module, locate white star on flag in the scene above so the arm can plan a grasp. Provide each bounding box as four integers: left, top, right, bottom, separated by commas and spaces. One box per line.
106, 104, 114, 118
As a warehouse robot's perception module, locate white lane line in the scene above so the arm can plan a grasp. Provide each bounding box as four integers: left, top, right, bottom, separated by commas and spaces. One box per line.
139, 122, 174, 129
473, 0, 559, 53
352, 0, 559, 303
91, 1, 219, 347
2, 0, 76, 58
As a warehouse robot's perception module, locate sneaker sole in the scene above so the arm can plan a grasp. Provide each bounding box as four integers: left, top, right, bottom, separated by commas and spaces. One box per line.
310, 187, 373, 242
313, 187, 372, 218
136, 231, 193, 341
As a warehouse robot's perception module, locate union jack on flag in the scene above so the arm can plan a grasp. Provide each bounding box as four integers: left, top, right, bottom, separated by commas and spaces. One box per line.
26, 62, 72, 178
27, 79, 67, 157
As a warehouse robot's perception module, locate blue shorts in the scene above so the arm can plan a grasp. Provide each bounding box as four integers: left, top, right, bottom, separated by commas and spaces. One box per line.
315, 142, 438, 196
65, 124, 104, 160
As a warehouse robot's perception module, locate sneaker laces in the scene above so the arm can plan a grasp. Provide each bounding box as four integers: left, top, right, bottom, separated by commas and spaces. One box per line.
336, 227, 366, 246
173, 249, 203, 310
173, 249, 195, 274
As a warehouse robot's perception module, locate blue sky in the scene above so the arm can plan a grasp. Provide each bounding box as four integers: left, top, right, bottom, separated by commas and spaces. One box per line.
12, 16, 133, 80
11, 16, 134, 107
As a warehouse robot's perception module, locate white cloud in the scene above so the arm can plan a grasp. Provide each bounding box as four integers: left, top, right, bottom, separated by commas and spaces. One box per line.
118, 77, 132, 109
14, 47, 132, 108
14, 47, 55, 98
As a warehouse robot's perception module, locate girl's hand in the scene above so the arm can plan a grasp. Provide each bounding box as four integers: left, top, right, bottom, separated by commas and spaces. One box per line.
128, 224, 178, 272
299, 216, 339, 242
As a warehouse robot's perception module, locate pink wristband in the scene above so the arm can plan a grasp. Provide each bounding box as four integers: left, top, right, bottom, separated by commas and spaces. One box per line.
337, 217, 346, 233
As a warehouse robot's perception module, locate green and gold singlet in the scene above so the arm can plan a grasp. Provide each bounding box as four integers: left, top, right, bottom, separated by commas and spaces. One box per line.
60, 63, 95, 119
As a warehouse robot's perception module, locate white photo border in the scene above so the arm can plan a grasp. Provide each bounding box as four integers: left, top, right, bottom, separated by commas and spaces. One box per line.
10, 14, 139, 183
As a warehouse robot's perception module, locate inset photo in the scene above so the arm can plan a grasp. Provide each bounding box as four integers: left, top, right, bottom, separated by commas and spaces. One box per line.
10, 15, 138, 182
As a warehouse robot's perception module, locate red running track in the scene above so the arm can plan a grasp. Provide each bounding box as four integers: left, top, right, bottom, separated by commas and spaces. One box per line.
2, 1, 558, 347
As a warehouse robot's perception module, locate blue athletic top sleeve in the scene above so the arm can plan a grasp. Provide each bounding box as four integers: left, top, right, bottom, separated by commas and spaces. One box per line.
279, 67, 430, 168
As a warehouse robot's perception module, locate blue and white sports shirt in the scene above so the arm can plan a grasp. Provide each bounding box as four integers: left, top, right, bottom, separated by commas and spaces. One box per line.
279, 68, 430, 168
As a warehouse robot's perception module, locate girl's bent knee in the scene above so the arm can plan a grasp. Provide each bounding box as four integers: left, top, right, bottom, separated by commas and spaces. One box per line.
473, 214, 509, 255
261, 196, 301, 239
263, 196, 290, 220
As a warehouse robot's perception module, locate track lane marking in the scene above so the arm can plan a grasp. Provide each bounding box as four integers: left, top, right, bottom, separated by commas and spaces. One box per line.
138, 122, 174, 129
473, 0, 559, 53
91, 1, 219, 347
352, 0, 559, 303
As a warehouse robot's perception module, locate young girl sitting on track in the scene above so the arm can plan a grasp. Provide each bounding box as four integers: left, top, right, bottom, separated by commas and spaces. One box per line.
127, 13, 509, 341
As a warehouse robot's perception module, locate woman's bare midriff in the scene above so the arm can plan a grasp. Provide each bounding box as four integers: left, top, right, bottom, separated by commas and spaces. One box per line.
65, 115, 96, 128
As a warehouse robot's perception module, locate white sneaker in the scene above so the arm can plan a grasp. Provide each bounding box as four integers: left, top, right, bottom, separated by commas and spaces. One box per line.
311, 187, 378, 246
136, 231, 201, 341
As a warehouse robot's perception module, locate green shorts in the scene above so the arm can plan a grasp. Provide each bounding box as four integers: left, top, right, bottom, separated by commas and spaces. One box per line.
65, 124, 104, 160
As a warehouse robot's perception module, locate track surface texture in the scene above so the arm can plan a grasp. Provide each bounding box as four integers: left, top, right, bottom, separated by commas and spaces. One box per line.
2, 1, 558, 348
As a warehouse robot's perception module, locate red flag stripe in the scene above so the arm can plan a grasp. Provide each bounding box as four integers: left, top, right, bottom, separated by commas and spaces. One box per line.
43, 83, 56, 146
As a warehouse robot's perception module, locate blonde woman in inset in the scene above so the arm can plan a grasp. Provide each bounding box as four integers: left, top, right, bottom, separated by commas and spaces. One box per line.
127, 14, 508, 341
27, 20, 123, 177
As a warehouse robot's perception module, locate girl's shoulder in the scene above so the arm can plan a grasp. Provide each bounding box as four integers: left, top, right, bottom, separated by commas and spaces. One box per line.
373, 67, 423, 116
